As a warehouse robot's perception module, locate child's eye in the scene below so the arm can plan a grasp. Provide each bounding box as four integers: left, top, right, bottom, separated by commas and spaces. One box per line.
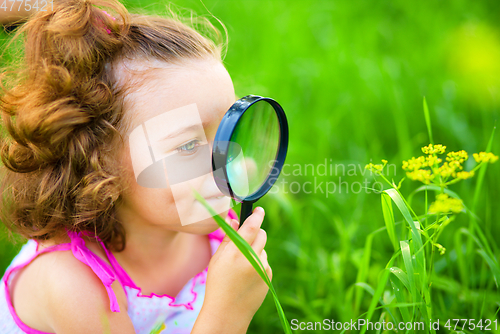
175, 139, 201, 156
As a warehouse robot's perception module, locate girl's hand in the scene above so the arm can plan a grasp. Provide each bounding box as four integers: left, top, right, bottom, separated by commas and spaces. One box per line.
193, 207, 272, 333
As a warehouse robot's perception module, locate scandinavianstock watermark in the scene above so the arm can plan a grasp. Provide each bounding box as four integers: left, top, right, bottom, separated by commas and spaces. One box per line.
291, 318, 498, 331
268, 159, 396, 198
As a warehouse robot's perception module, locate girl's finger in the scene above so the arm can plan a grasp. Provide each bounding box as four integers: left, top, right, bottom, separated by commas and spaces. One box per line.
260, 248, 268, 261
220, 219, 239, 249
251, 228, 267, 255
259, 249, 269, 268
237, 207, 265, 246
260, 249, 272, 280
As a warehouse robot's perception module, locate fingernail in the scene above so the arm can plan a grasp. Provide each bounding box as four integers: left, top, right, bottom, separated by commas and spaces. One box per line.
231, 219, 239, 229
255, 207, 265, 215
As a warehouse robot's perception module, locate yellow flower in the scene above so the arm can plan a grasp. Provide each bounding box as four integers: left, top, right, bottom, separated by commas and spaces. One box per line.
365, 160, 388, 174
425, 155, 442, 166
446, 150, 468, 163
406, 169, 434, 184
437, 162, 455, 178
402, 156, 426, 171
429, 193, 464, 214
473, 152, 499, 164
456, 171, 475, 180
448, 160, 463, 171
422, 144, 446, 155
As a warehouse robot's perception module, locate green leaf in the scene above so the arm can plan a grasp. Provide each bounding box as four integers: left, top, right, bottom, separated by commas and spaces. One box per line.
382, 193, 398, 251
472, 122, 496, 211
389, 267, 411, 292
383, 189, 433, 322
390, 278, 412, 323
423, 97, 434, 145
409, 184, 462, 202
354, 282, 375, 297
477, 249, 500, 288
354, 233, 373, 315
359, 253, 398, 334
193, 190, 292, 334
383, 189, 423, 252
400, 241, 417, 318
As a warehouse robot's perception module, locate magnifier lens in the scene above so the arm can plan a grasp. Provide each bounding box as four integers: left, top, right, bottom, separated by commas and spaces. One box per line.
226, 100, 280, 198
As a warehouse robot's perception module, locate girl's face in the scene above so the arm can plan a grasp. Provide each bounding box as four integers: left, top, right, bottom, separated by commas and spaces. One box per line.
115, 58, 237, 234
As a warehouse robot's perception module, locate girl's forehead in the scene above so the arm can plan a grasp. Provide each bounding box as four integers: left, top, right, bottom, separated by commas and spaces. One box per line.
116, 58, 235, 134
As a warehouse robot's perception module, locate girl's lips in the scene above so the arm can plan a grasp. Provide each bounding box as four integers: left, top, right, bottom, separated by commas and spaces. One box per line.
205, 192, 226, 200
207, 195, 225, 200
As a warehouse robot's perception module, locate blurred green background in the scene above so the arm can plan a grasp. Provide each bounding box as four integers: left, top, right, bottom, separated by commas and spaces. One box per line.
1, 0, 500, 333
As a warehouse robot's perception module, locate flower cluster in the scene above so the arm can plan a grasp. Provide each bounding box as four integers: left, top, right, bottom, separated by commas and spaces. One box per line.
402, 144, 498, 186
365, 159, 388, 174
406, 169, 434, 184
473, 152, 499, 164
446, 150, 468, 163
428, 193, 464, 214
421, 144, 446, 155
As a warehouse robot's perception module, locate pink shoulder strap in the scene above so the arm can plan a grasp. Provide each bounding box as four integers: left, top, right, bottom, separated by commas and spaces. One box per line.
2, 234, 120, 334
67, 231, 120, 312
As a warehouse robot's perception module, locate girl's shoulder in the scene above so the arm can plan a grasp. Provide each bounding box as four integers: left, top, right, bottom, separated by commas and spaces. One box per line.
2, 222, 231, 333
5, 237, 131, 333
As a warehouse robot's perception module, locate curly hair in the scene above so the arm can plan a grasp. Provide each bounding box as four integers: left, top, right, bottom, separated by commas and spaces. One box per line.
0, 0, 225, 251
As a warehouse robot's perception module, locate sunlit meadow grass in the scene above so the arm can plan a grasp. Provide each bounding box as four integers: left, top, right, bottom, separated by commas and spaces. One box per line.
1, 1, 500, 333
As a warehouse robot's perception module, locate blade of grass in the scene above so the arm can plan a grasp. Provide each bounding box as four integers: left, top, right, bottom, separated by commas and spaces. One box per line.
340, 302, 423, 334
193, 190, 292, 334
389, 267, 411, 293
354, 232, 373, 316
389, 267, 412, 323
354, 282, 375, 296
390, 279, 411, 323
466, 124, 498, 293
382, 193, 398, 251
384, 188, 433, 325
472, 122, 496, 212
400, 240, 416, 321
359, 252, 398, 334
423, 97, 434, 145
454, 228, 469, 289
476, 249, 500, 288
408, 184, 461, 204
383, 189, 423, 254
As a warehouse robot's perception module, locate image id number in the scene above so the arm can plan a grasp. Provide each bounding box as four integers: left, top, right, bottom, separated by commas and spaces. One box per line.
1, 0, 53, 12
444, 319, 498, 331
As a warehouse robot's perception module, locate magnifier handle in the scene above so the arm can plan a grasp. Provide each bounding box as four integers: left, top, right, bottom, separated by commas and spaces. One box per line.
239, 202, 253, 228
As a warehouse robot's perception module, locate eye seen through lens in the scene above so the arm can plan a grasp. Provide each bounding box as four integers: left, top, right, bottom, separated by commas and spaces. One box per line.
226, 100, 280, 199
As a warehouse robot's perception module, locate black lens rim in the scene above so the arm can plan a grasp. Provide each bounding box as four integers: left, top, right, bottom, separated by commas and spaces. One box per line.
212, 95, 288, 203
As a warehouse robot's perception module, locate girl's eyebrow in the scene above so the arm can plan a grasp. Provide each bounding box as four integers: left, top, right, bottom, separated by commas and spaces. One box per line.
159, 123, 206, 141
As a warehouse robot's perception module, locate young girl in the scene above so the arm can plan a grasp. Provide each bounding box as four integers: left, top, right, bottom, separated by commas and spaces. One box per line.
0, 0, 272, 333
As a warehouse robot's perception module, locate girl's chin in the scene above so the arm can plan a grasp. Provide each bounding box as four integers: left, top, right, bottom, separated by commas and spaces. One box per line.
176, 198, 231, 227
178, 216, 221, 234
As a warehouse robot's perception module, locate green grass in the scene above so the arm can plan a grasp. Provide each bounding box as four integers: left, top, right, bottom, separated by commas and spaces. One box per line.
1, 0, 500, 333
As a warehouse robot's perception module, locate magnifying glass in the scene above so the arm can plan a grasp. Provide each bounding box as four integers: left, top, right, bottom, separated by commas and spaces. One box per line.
212, 95, 289, 227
